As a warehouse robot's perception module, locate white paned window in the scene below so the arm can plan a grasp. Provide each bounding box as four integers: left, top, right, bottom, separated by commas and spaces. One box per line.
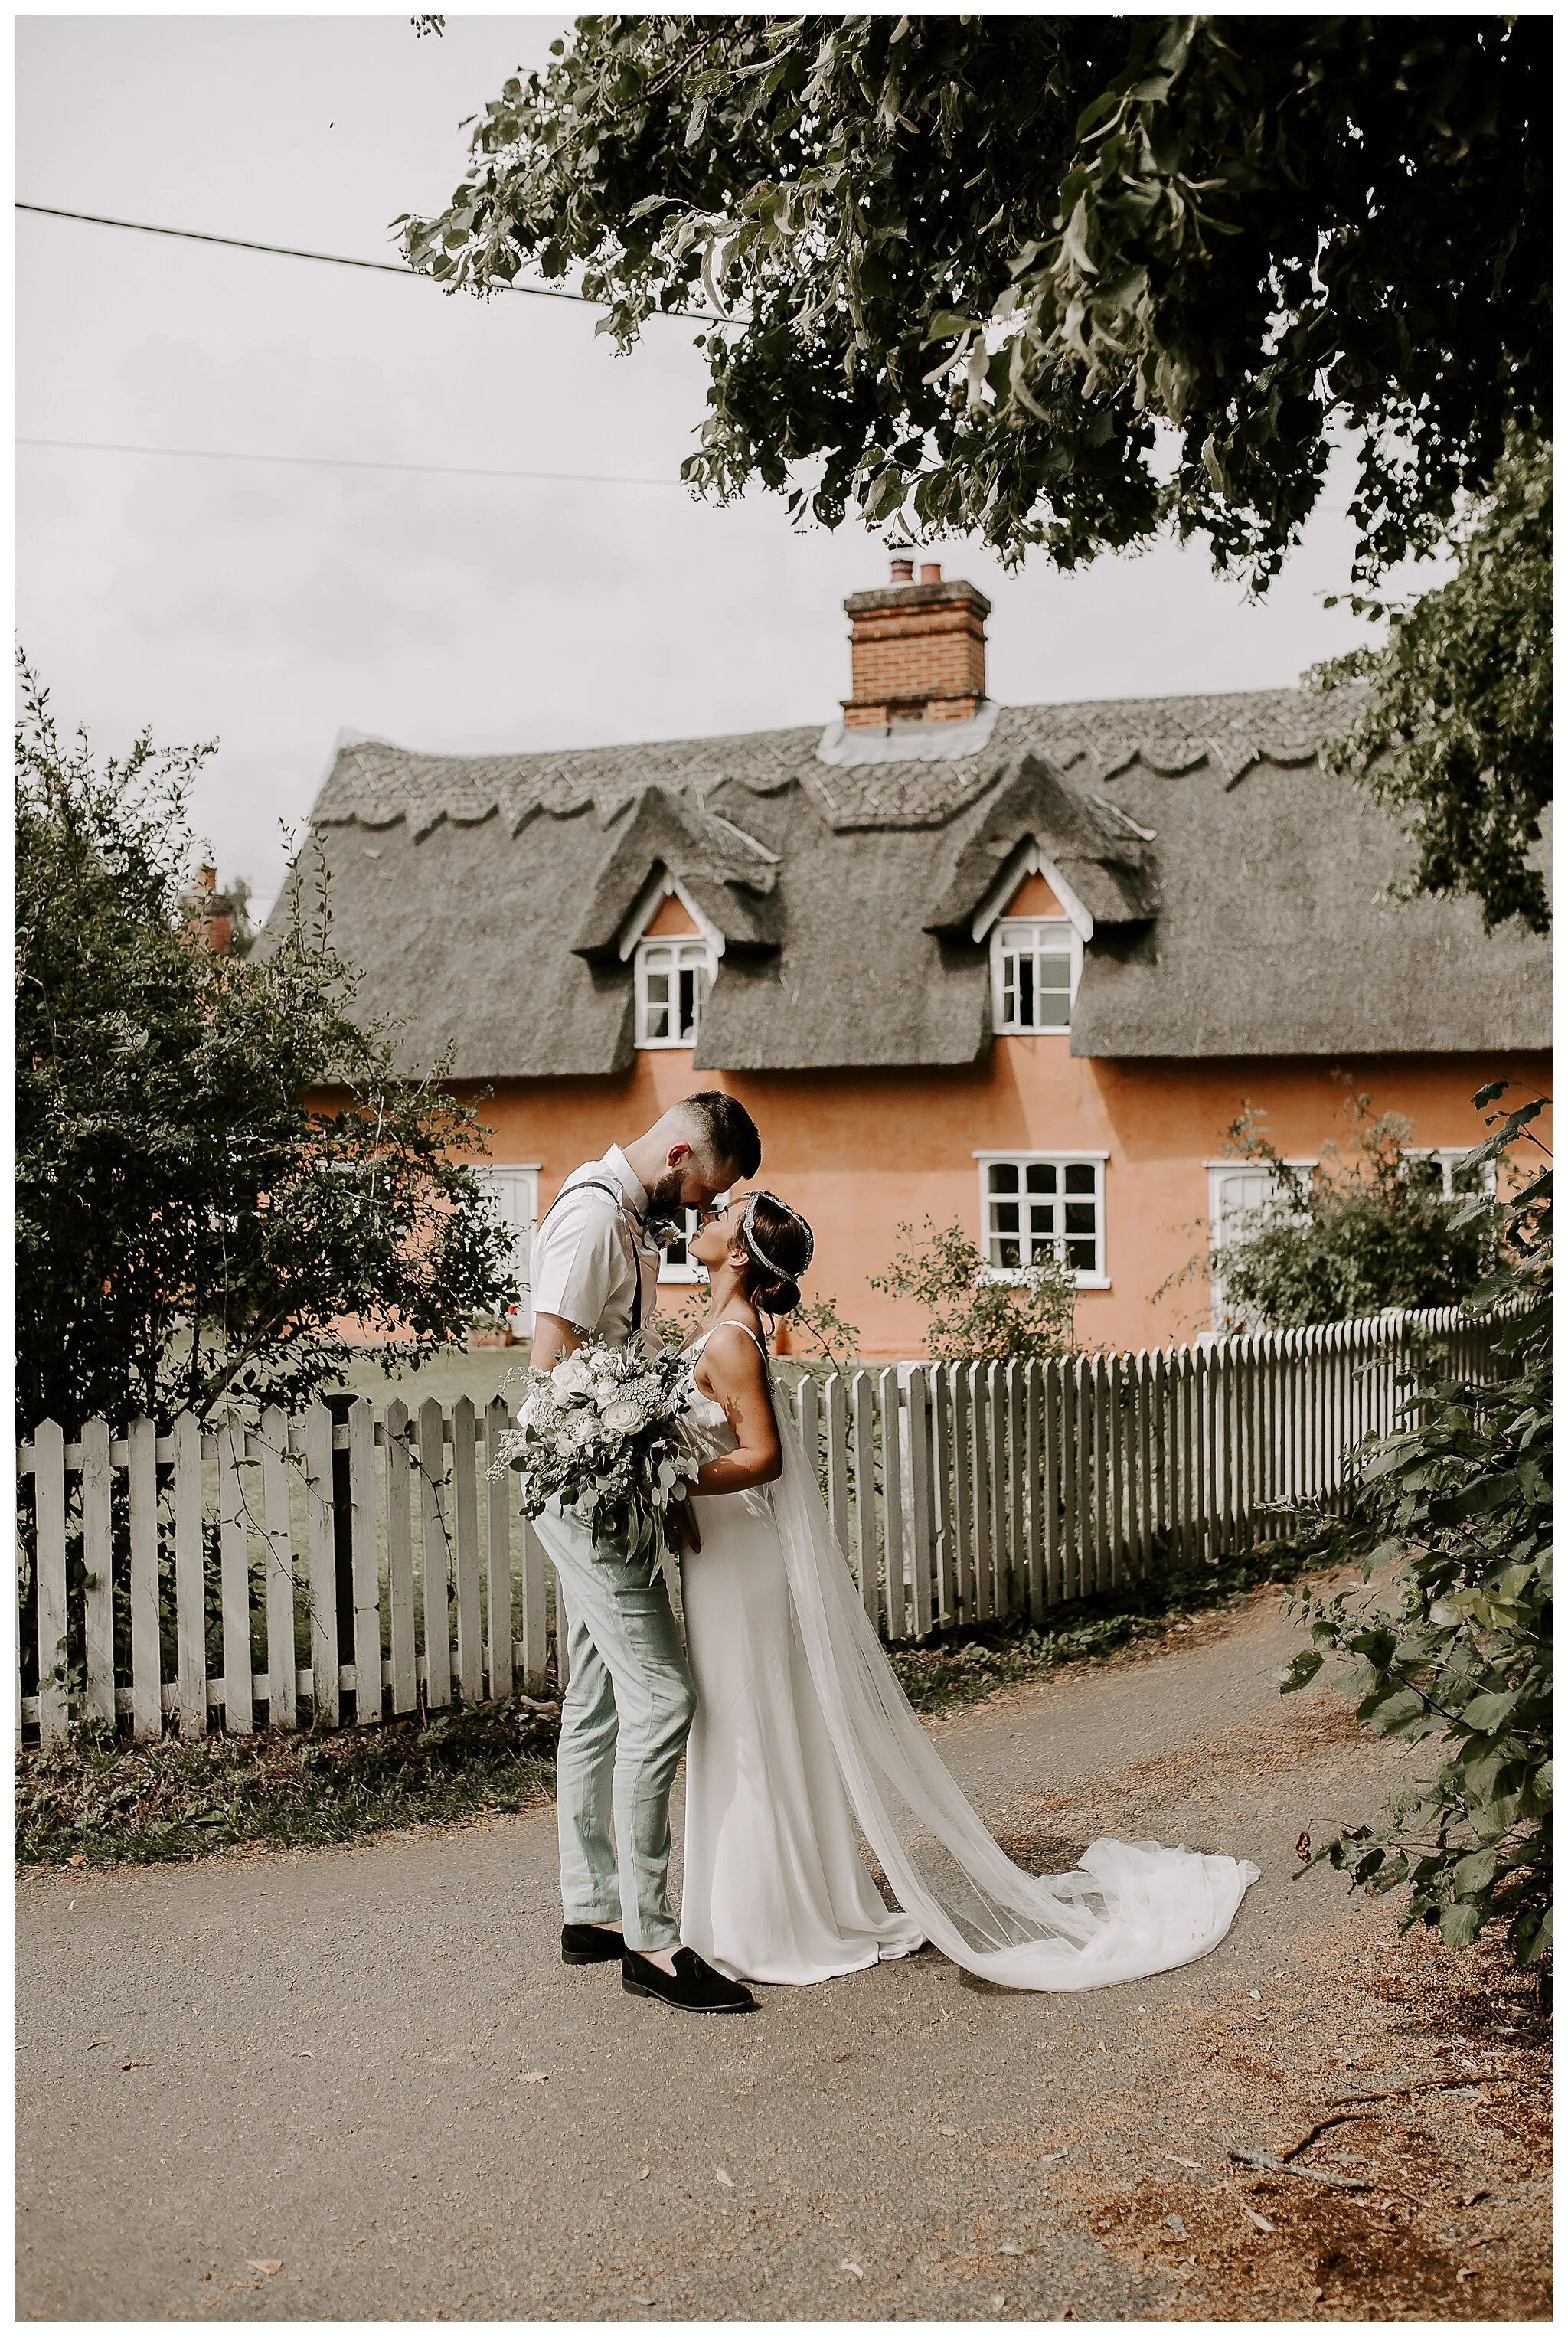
991, 917, 1080, 1033
978, 1154, 1107, 1286
1402, 1146, 1497, 1199
635, 937, 714, 1048
658, 1206, 707, 1285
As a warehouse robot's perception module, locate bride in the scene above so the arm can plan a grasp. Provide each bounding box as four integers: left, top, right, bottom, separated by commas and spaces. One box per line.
670, 1188, 1260, 1993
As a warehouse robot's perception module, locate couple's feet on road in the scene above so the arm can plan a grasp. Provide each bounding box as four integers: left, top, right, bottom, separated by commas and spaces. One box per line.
560, 1920, 756, 2015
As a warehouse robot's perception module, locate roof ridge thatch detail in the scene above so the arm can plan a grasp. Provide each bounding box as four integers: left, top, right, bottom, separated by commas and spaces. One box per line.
309, 684, 1359, 840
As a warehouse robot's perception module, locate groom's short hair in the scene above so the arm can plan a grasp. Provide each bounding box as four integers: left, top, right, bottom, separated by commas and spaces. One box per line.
676, 1090, 761, 1180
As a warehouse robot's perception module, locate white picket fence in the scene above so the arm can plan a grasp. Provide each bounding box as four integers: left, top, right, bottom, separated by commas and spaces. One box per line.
17, 1306, 1501, 1745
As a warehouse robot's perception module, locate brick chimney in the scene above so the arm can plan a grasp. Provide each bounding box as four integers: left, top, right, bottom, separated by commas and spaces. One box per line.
183, 862, 234, 954
841, 558, 991, 727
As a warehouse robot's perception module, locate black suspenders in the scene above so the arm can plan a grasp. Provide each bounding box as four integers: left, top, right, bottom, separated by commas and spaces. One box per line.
537, 1176, 647, 1331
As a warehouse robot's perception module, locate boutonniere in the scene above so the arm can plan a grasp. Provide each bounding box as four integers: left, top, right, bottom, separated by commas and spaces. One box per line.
645, 1214, 685, 1250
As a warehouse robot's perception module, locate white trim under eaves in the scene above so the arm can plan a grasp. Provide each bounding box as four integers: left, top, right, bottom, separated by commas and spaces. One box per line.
973, 1148, 1111, 1160
970, 837, 1095, 945
616, 865, 726, 962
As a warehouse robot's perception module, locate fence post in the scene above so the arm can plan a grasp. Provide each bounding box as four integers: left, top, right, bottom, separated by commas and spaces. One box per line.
1106, 1352, 1125, 1589
1089, 1356, 1110, 1592
1057, 1358, 1080, 1602
519, 1515, 550, 1696
80, 1415, 116, 1730
905, 1368, 935, 1640
850, 1371, 880, 1629
970, 1364, 994, 1622
126, 1414, 162, 1741
878, 1368, 907, 1640
1005, 1362, 1026, 1620
172, 1412, 206, 1740
31, 1420, 68, 1746
929, 1365, 954, 1629
485, 1396, 514, 1702
988, 1365, 1009, 1616
450, 1397, 483, 1707
825, 1374, 851, 1566
259, 1407, 297, 1731
416, 1397, 451, 1710
950, 1365, 974, 1624
1024, 1361, 1044, 1626
796, 1374, 822, 1486
1043, 1358, 1063, 1610
384, 1400, 418, 1716
348, 1399, 383, 1724
303, 1404, 339, 1726
217, 1420, 253, 1735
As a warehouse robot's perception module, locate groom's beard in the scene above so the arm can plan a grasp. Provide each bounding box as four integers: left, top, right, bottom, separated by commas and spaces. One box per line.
645, 1168, 692, 1244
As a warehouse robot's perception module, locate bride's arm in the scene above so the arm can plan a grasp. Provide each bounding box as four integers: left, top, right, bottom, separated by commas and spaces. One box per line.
689, 1326, 783, 1496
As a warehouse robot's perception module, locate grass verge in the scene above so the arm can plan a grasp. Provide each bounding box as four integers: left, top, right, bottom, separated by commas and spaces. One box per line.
18, 1694, 558, 1871
19, 1540, 1338, 1871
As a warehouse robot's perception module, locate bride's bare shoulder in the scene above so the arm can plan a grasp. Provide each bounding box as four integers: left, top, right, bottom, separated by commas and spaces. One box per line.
693, 1318, 768, 1394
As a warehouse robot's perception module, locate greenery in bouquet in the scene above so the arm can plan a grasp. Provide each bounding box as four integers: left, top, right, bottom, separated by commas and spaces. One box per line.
492, 1339, 699, 1564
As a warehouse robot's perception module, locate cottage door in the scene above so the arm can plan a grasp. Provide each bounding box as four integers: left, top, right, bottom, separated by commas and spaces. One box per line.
479, 1165, 541, 1335
1205, 1162, 1311, 1332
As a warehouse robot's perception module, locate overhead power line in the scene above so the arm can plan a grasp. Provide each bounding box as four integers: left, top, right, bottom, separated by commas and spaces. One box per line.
15, 200, 725, 325
19, 433, 686, 490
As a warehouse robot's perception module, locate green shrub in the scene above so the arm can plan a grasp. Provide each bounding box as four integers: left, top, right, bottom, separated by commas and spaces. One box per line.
1282, 1085, 1550, 1969
870, 1218, 1076, 1362
1205, 1086, 1497, 1330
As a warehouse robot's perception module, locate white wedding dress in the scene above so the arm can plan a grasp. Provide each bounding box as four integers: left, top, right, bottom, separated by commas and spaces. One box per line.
677, 1326, 1261, 1992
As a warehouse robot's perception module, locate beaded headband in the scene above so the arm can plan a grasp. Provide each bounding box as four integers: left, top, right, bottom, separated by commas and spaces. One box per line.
740, 1190, 815, 1282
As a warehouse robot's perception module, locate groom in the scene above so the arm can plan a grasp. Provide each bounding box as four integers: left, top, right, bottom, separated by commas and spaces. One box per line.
528, 1092, 763, 2015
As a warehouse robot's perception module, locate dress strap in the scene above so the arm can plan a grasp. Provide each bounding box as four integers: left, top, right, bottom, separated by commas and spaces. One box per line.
686, 1319, 769, 1361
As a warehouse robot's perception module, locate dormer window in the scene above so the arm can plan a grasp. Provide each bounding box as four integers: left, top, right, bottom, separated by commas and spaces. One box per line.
992, 917, 1080, 1034
636, 936, 714, 1048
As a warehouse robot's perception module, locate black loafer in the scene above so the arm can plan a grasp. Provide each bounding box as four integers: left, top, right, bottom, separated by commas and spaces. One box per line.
561, 1921, 626, 1966
622, 1944, 757, 2015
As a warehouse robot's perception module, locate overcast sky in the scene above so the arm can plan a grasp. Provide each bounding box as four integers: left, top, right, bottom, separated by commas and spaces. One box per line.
19, 13, 1433, 917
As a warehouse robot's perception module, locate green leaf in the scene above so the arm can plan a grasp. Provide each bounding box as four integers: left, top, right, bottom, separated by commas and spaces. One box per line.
1277, 1648, 1323, 1695
1438, 1901, 1485, 1949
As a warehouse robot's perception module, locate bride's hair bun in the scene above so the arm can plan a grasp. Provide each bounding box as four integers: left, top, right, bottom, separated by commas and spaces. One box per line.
738, 1192, 811, 1319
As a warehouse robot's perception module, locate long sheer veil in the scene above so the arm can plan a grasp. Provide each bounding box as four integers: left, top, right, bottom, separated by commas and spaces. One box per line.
768, 1390, 1261, 1992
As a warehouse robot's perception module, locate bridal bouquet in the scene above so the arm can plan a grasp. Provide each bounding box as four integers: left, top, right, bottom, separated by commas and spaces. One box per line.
492, 1338, 701, 1563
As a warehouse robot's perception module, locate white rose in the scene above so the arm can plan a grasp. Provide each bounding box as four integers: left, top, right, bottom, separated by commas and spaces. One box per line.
552, 1355, 593, 1396
601, 1397, 645, 1437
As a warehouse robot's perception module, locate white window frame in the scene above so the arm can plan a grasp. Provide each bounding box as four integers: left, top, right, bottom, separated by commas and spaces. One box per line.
990, 916, 1083, 1034
475, 1163, 540, 1332
635, 935, 717, 1049
1401, 1145, 1498, 1199
974, 1150, 1110, 1289
658, 1205, 709, 1286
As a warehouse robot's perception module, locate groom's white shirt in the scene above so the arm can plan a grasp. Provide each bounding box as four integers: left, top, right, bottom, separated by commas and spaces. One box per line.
530, 1145, 662, 1345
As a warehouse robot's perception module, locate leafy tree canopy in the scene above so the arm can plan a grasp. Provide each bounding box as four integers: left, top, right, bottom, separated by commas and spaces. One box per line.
403, 15, 1548, 589
1310, 430, 1551, 935
15, 666, 519, 1433
1199, 1087, 1500, 1332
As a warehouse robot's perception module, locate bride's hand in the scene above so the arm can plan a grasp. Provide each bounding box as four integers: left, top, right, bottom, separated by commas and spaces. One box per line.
667, 1494, 702, 1555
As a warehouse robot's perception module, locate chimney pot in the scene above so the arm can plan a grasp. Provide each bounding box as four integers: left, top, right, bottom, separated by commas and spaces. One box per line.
919, 562, 942, 583
889, 555, 914, 583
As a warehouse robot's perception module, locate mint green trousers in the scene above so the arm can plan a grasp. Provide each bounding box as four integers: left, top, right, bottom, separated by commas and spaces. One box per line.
535, 1502, 695, 1953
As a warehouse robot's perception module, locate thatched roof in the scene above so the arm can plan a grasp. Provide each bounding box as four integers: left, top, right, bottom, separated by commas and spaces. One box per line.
272, 688, 1549, 1077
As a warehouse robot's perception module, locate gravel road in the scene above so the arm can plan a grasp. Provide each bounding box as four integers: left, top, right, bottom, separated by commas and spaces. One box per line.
16, 1589, 1550, 2322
